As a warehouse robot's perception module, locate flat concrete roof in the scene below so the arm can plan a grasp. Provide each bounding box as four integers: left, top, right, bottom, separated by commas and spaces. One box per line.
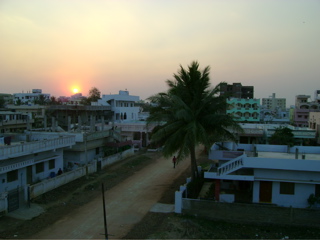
256, 151, 320, 161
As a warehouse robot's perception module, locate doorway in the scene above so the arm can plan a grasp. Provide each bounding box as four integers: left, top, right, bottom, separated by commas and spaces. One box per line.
259, 181, 272, 203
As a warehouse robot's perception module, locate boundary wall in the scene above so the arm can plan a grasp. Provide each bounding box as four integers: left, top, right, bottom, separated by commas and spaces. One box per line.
175, 181, 320, 227
181, 199, 320, 227
29, 162, 97, 199
29, 147, 134, 199
1, 148, 135, 214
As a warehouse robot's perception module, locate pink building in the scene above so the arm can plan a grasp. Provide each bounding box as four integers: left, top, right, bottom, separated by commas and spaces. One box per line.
294, 94, 320, 127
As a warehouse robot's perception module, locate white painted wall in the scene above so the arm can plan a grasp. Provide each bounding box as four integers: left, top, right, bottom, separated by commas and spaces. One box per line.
272, 182, 313, 208
252, 180, 315, 208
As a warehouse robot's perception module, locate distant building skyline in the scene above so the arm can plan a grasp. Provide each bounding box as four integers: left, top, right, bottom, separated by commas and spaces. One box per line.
1, 0, 319, 107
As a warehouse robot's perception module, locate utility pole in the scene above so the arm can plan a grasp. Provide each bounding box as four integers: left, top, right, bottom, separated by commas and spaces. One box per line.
85, 132, 88, 178
101, 183, 109, 240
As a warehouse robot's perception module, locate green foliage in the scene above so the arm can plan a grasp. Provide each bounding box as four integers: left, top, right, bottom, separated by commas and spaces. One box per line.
136, 100, 152, 112
307, 194, 320, 207
269, 126, 294, 147
187, 176, 204, 198
33, 94, 48, 105
80, 87, 101, 105
48, 96, 61, 105
15, 99, 22, 106
147, 61, 242, 179
88, 87, 101, 102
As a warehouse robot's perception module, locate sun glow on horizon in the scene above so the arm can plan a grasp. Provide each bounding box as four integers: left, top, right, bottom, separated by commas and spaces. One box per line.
72, 88, 79, 94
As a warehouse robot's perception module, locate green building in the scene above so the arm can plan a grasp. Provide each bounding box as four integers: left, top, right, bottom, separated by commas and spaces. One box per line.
227, 98, 260, 122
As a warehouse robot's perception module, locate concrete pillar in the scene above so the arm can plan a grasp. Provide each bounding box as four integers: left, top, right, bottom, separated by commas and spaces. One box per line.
51, 117, 56, 131
68, 116, 71, 132
101, 116, 104, 131
26, 115, 31, 130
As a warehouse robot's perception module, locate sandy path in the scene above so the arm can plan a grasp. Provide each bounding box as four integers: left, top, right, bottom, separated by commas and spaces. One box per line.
32, 149, 201, 239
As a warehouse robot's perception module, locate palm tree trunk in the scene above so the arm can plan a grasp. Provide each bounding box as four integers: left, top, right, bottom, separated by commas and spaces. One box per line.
189, 146, 198, 179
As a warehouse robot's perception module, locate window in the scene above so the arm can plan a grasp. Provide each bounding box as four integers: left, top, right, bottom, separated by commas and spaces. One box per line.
49, 159, 55, 169
36, 162, 44, 173
7, 170, 18, 182
96, 147, 100, 155
280, 182, 295, 195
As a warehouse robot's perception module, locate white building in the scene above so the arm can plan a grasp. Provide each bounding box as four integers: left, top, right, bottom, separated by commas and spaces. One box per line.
262, 93, 286, 111
97, 90, 140, 122
13, 89, 50, 105
0, 133, 75, 213
94, 90, 160, 149
205, 142, 320, 208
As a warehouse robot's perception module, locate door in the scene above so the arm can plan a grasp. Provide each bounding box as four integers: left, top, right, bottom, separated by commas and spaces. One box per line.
259, 181, 272, 203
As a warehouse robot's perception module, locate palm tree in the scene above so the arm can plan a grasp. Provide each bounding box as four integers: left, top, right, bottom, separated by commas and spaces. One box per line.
147, 61, 242, 180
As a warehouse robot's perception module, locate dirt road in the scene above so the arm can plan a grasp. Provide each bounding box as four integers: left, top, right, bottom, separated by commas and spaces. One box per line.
32, 149, 201, 239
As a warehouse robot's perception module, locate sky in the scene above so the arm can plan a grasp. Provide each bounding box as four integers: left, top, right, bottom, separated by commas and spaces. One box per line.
0, 0, 319, 106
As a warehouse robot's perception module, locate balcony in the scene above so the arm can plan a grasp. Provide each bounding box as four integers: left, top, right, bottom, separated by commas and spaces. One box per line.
0, 136, 76, 160
0, 119, 34, 126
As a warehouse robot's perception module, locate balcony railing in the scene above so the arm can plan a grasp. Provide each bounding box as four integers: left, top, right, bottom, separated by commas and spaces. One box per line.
0, 136, 76, 160
0, 119, 34, 125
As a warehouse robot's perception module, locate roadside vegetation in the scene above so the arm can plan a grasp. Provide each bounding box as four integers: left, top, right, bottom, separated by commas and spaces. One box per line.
147, 61, 242, 180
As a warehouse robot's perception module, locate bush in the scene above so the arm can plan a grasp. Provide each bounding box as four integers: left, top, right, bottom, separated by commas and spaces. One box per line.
307, 194, 320, 207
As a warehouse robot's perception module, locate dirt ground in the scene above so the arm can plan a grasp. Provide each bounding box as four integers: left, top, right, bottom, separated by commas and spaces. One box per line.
1, 149, 320, 239
0, 149, 196, 239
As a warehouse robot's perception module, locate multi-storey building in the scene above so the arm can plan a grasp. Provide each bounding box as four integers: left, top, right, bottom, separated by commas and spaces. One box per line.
220, 83, 254, 99
221, 83, 258, 123
97, 90, 140, 122
13, 89, 50, 105
0, 133, 76, 213
5, 105, 46, 129
309, 112, 320, 144
45, 105, 113, 131
262, 93, 286, 111
0, 110, 33, 133
294, 94, 320, 127
96, 90, 157, 149
231, 123, 316, 145
227, 98, 260, 123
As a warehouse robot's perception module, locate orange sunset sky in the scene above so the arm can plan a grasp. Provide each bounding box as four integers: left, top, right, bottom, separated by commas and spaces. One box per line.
0, 0, 319, 106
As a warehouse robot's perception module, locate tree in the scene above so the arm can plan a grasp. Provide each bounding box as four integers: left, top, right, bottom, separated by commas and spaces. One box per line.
269, 126, 294, 147
88, 87, 101, 102
81, 87, 101, 105
16, 99, 22, 106
147, 61, 242, 180
34, 94, 48, 105
136, 100, 152, 112
49, 96, 60, 105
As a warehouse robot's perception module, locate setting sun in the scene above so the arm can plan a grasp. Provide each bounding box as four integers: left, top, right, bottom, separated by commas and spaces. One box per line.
72, 88, 79, 94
